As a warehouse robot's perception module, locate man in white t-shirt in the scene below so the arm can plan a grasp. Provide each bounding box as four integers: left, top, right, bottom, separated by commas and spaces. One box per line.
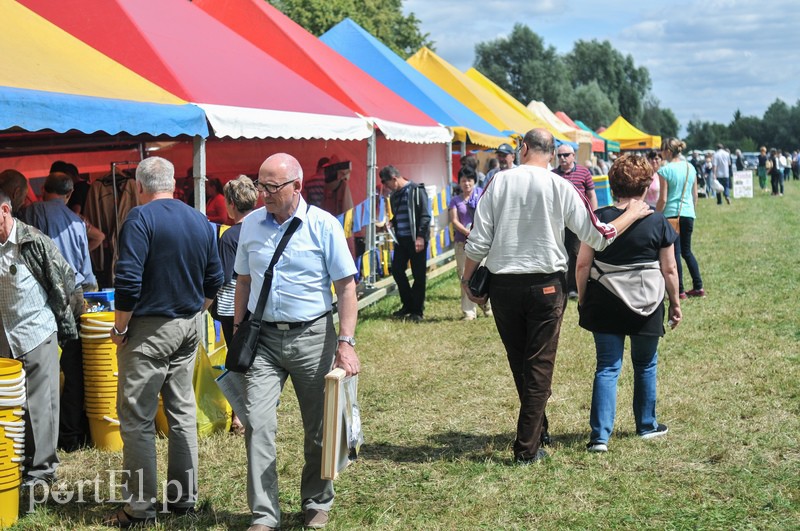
712, 143, 732, 205
460, 128, 651, 464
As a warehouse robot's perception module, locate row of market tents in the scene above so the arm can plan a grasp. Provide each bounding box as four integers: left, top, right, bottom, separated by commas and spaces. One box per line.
1, 0, 663, 282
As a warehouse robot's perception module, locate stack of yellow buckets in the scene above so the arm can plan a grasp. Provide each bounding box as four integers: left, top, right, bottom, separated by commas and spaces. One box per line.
80, 312, 122, 451
0, 358, 25, 528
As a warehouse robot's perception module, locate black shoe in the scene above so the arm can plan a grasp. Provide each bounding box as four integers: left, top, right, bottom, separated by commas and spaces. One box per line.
640, 423, 668, 439
540, 430, 552, 447
514, 448, 549, 465
406, 313, 424, 322
392, 308, 410, 318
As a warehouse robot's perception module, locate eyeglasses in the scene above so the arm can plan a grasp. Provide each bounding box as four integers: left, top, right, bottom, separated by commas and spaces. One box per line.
557, 153, 573, 158
255, 179, 297, 194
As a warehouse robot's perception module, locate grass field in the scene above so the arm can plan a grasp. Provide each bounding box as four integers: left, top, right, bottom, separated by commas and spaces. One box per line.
11, 179, 799, 530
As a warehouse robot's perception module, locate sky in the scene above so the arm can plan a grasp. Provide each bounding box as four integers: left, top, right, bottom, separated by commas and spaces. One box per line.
402, 0, 800, 132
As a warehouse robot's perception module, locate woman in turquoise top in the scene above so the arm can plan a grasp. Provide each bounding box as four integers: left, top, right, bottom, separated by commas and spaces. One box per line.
656, 137, 704, 298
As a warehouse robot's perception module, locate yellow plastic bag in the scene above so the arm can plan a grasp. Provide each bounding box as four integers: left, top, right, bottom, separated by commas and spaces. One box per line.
194, 340, 232, 437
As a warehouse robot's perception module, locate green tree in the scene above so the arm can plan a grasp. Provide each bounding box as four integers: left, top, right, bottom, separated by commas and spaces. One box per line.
559, 81, 616, 130
685, 120, 728, 150
565, 39, 651, 125
473, 23, 571, 110
268, 0, 432, 58
640, 96, 679, 138
762, 99, 792, 150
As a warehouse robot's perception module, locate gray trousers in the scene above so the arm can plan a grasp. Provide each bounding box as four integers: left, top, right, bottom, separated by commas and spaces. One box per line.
117, 315, 199, 519
12, 332, 60, 480
245, 313, 336, 528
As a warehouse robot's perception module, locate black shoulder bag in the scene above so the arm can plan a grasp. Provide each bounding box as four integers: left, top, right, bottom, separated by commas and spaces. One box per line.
225, 215, 303, 373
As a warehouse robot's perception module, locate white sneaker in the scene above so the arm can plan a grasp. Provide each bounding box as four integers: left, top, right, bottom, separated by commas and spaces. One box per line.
587, 442, 608, 453
461, 313, 476, 321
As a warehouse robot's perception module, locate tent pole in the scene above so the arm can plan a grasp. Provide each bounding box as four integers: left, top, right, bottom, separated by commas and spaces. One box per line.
451, 139, 458, 185
366, 129, 378, 287
193, 135, 206, 213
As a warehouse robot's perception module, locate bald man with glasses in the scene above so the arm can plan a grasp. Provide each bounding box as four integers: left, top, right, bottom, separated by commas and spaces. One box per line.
235, 153, 360, 531
553, 145, 598, 299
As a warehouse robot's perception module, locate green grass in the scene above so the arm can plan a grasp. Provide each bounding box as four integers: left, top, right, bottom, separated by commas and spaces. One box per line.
10, 183, 799, 530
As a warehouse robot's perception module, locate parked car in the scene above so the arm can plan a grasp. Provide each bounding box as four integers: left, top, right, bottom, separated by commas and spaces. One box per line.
742, 152, 759, 170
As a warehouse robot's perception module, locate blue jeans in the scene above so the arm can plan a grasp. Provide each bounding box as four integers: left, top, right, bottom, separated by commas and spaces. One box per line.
589, 333, 660, 444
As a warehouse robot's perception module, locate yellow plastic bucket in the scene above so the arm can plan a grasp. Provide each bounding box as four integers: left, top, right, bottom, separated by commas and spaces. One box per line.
0, 483, 19, 528
0, 359, 22, 378
155, 396, 168, 437
88, 416, 123, 452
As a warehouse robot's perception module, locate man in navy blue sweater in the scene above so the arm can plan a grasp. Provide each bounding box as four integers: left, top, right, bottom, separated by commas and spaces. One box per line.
105, 157, 223, 528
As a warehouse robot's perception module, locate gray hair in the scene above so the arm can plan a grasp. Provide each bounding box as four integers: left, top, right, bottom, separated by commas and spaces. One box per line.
44, 172, 74, 196
379, 165, 401, 181
224, 175, 258, 214
136, 156, 175, 194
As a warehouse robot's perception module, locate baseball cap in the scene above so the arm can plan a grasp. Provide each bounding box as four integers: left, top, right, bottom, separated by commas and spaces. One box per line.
496, 143, 514, 155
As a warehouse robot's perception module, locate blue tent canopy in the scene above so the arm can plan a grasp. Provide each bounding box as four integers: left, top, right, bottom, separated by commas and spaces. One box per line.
320, 18, 508, 149
0, 86, 209, 137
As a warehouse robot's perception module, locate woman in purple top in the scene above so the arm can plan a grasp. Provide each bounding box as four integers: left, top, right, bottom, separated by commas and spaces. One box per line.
449, 166, 491, 320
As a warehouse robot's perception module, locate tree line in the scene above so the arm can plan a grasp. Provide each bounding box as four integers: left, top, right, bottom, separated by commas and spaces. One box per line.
472, 24, 678, 139
686, 100, 800, 152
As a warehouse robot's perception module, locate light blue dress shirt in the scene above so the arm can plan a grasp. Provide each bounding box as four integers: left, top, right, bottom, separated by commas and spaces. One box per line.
22, 199, 96, 287
234, 196, 357, 322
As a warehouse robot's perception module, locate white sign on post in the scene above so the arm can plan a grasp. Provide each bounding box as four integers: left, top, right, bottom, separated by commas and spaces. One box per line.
733, 170, 753, 198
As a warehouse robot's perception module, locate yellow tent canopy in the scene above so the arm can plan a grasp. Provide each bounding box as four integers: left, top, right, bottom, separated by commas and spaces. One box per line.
408, 48, 541, 144
1, 0, 188, 105
602, 116, 662, 150
462, 68, 572, 144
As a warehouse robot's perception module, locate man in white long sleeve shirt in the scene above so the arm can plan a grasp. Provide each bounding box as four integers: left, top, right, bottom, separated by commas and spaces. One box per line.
461, 128, 651, 463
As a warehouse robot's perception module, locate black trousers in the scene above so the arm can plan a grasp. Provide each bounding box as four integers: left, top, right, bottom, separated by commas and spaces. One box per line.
59, 335, 89, 448
490, 272, 566, 459
391, 237, 428, 316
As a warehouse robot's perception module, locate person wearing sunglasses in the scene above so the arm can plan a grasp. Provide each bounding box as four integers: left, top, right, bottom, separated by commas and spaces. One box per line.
552, 144, 598, 300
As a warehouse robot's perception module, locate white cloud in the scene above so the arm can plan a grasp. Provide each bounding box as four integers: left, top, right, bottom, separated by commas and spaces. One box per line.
402, 0, 800, 129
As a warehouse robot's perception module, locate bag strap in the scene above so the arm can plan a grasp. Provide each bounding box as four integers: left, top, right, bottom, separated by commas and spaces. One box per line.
251, 207, 306, 322
676, 163, 690, 219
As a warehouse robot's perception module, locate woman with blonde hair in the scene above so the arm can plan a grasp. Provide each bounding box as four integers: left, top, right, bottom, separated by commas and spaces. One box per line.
577, 153, 681, 452
656, 138, 705, 298
215, 175, 258, 344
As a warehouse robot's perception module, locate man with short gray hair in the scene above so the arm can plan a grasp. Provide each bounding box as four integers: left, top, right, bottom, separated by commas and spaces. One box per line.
104, 156, 223, 527
0, 188, 77, 486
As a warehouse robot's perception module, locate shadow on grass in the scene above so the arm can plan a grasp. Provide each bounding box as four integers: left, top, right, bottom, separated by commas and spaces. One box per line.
363, 429, 601, 464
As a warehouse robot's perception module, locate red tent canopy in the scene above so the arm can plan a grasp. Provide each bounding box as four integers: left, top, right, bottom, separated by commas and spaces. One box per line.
194, 0, 447, 142
556, 111, 605, 153
20, 0, 373, 140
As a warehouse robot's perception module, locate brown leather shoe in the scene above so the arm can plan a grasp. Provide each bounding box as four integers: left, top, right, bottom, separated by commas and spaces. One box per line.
247, 525, 276, 531
304, 508, 329, 528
